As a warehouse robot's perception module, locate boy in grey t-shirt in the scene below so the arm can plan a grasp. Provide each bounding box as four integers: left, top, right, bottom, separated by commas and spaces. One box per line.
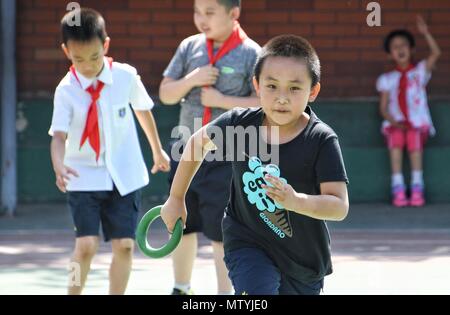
159, 0, 260, 295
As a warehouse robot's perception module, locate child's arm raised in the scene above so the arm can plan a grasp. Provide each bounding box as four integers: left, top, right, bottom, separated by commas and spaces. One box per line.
134, 110, 170, 174
417, 15, 441, 72
160, 127, 216, 232
263, 176, 349, 221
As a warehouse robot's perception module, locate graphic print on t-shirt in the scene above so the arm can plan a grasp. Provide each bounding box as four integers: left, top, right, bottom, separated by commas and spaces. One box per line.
242, 157, 293, 238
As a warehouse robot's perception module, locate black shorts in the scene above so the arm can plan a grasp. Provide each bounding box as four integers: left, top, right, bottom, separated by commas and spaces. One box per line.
67, 187, 141, 242
224, 247, 324, 295
169, 142, 232, 242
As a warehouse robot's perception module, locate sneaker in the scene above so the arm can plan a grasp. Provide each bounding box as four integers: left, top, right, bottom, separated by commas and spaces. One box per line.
171, 287, 194, 295
410, 184, 425, 207
392, 185, 408, 207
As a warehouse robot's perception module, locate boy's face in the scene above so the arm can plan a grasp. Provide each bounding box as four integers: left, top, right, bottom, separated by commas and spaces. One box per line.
253, 56, 320, 127
62, 38, 110, 79
389, 36, 412, 66
194, 0, 239, 42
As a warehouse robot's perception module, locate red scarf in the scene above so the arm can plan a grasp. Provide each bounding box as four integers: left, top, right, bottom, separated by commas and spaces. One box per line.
396, 63, 415, 127
203, 22, 248, 125
70, 57, 113, 161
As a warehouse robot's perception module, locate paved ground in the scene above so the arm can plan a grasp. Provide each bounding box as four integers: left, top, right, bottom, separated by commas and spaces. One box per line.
1, 203, 449, 295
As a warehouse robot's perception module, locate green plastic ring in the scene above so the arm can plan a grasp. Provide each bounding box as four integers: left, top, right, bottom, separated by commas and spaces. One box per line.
136, 205, 183, 259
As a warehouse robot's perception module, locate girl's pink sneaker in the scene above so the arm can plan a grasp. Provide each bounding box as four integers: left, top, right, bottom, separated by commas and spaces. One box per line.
392, 185, 408, 207
410, 185, 425, 207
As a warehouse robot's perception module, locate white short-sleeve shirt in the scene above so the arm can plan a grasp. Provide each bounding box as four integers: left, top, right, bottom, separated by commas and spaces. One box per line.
49, 57, 154, 196
376, 60, 435, 135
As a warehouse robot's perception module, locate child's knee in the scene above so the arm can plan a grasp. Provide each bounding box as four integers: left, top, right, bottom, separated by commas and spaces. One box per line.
112, 238, 134, 255
74, 237, 99, 258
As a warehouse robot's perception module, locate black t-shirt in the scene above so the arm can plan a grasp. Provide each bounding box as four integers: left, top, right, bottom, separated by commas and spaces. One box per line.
206, 106, 349, 283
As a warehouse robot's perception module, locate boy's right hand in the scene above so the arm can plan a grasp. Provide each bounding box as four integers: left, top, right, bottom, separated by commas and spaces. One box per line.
160, 196, 187, 234
186, 65, 219, 87
417, 15, 429, 35
54, 165, 79, 193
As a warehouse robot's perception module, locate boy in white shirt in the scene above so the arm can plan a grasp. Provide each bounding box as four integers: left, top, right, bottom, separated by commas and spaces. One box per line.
49, 8, 170, 295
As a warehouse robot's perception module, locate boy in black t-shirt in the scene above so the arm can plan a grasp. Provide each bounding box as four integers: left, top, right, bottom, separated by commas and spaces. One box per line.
161, 35, 349, 295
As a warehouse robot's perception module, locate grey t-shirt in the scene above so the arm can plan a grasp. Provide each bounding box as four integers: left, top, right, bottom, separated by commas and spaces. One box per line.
163, 33, 261, 135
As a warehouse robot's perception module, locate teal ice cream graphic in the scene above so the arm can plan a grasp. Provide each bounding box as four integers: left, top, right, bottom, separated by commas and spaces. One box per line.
242, 157, 293, 238
242, 157, 287, 212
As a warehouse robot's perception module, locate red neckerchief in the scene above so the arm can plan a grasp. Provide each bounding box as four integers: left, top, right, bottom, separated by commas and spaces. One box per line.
396, 63, 416, 128
70, 57, 113, 161
203, 21, 248, 125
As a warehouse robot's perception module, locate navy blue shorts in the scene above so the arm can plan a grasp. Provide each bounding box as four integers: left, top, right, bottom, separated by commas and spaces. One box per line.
168, 140, 232, 242
67, 187, 141, 242
224, 247, 324, 295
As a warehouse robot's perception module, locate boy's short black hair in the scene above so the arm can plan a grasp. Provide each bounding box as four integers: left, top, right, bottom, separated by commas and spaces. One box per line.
217, 0, 241, 11
61, 8, 108, 45
384, 30, 415, 53
254, 34, 321, 87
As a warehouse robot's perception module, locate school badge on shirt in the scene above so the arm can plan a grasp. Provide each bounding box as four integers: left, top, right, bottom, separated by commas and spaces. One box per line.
118, 107, 127, 118
221, 66, 235, 74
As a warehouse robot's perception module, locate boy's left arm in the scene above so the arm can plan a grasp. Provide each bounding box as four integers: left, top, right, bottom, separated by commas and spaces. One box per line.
201, 87, 259, 110
263, 176, 349, 221
134, 110, 171, 174
417, 15, 441, 72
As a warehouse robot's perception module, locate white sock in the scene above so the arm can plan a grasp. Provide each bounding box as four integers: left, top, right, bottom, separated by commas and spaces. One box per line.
174, 283, 191, 293
412, 170, 424, 186
392, 173, 405, 188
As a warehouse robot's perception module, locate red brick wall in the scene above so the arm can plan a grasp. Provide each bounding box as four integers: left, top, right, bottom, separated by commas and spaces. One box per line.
17, 0, 450, 99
